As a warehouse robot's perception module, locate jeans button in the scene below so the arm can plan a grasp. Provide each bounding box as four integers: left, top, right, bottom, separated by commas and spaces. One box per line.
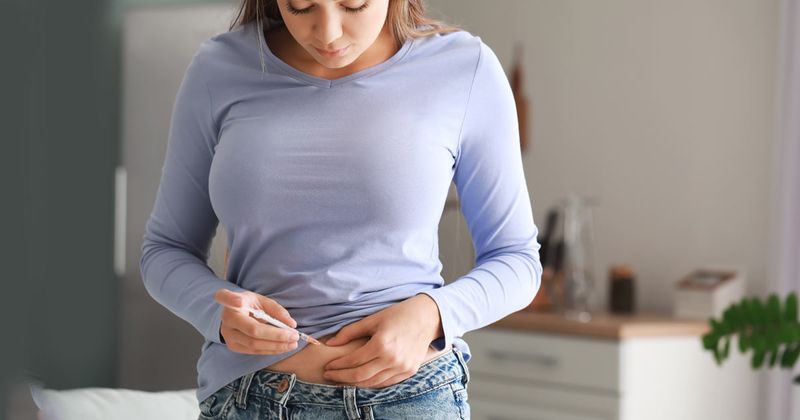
277, 378, 289, 393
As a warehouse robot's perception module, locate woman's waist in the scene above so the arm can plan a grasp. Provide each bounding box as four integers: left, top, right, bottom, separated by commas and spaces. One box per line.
262, 332, 451, 386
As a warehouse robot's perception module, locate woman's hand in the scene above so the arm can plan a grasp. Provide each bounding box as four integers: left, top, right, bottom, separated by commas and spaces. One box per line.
322, 294, 444, 388
215, 288, 300, 355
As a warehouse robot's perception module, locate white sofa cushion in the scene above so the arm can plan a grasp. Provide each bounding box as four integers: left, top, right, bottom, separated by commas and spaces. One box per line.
30, 384, 200, 420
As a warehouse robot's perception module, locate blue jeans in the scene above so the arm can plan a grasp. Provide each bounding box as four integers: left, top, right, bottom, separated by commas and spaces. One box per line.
198, 347, 471, 419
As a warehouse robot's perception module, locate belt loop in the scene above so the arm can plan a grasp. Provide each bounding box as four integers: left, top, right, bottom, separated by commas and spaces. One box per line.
453, 348, 470, 385
343, 386, 362, 419
273, 373, 297, 420
235, 370, 257, 409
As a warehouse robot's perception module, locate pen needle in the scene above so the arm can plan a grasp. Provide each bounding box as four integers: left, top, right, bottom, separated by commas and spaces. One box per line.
249, 308, 323, 346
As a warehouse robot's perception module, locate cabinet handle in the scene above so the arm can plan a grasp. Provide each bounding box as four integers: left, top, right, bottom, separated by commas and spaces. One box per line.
487, 349, 559, 368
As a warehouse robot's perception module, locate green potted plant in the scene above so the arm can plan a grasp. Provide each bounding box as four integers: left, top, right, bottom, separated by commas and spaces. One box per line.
702, 292, 800, 383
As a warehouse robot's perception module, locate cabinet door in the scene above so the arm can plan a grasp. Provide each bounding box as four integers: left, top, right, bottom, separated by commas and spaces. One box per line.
467, 376, 618, 420
471, 397, 611, 420
464, 329, 620, 391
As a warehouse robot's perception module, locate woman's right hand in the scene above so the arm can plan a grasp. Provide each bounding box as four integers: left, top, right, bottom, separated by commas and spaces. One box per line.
214, 288, 300, 355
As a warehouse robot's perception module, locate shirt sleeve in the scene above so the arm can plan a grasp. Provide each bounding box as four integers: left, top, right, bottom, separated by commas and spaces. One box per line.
419, 39, 543, 351
139, 45, 247, 345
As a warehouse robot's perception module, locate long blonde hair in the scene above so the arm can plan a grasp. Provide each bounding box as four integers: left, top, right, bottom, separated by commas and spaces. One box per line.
228, 0, 462, 46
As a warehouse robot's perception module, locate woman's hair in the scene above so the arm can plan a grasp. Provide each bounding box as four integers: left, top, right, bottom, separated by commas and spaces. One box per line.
228, 0, 462, 45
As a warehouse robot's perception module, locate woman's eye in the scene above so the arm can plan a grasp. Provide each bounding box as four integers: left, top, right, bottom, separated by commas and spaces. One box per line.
287, 7, 311, 15
286, 3, 312, 15
343, 3, 369, 13
286, 2, 369, 16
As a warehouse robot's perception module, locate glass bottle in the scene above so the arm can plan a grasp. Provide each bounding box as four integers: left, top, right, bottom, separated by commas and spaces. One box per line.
558, 193, 599, 322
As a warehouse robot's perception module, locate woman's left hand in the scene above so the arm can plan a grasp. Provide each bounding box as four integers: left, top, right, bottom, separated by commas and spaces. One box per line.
322, 293, 444, 388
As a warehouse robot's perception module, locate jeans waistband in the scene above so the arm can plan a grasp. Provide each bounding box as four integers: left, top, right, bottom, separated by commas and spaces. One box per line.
229, 347, 470, 409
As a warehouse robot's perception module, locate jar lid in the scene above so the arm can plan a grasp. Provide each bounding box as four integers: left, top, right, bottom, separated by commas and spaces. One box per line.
610, 264, 635, 279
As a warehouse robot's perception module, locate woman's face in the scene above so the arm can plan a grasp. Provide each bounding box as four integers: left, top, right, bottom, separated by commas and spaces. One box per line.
276, 0, 391, 69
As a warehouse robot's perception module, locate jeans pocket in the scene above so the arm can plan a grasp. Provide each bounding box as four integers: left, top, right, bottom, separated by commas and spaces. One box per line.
198, 386, 236, 419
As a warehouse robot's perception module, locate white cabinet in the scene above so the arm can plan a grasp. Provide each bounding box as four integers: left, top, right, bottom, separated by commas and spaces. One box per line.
463, 327, 759, 420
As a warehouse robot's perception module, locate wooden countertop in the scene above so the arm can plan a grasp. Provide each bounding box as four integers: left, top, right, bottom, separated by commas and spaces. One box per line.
486, 310, 711, 340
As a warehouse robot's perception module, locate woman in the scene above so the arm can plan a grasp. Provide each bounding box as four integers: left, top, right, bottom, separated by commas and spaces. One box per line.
139, 0, 543, 418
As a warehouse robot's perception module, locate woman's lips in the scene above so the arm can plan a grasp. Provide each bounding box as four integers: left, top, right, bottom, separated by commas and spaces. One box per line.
315, 45, 350, 57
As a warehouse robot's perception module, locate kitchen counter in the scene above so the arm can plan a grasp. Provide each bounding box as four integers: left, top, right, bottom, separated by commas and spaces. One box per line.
487, 310, 711, 340
467, 310, 755, 420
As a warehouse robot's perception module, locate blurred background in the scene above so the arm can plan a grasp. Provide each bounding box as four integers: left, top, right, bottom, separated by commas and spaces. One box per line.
2, 0, 798, 419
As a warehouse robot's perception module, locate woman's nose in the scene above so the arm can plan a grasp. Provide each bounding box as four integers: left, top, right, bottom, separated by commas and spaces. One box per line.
313, 9, 344, 47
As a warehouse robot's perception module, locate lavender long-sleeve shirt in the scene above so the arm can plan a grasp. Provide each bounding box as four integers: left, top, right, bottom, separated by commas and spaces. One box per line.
140, 20, 542, 404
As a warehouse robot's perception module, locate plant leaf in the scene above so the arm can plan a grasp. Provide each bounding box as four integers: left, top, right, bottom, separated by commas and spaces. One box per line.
710, 318, 723, 333
702, 332, 717, 350
769, 348, 779, 367
754, 333, 766, 352
753, 349, 766, 369
781, 345, 794, 368
741, 298, 755, 324
732, 303, 744, 328
767, 328, 779, 352
779, 323, 794, 344
788, 343, 800, 367
787, 293, 798, 324
753, 298, 766, 325
739, 332, 749, 353
723, 336, 731, 360
723, 306, 736, 332
768, 293, 782, 323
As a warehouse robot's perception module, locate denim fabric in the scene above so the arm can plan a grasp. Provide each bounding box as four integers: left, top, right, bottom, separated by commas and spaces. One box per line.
197, 347, 471, 419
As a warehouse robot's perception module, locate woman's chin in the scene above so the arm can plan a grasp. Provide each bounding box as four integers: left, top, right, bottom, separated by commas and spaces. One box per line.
314, 56, 355, 69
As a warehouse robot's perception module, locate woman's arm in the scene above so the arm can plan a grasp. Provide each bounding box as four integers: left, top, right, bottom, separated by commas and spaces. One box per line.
139, 43, 247, 345
419, 39, 543, 352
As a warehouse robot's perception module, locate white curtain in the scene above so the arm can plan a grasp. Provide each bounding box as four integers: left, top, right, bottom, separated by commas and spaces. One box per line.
767, 0, 800, 419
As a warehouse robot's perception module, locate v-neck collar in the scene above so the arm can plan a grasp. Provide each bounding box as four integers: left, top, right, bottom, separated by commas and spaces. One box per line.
253, 21, 415, 89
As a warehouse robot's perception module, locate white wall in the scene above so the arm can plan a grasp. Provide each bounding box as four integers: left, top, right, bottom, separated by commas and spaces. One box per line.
430, 0, 780, 313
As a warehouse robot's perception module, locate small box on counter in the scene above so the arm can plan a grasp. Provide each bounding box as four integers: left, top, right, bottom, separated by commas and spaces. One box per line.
673, 267, 745, 320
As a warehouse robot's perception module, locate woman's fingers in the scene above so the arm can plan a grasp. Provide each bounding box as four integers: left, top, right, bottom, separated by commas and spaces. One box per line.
357, 368, 408, 389
216, 288, 297, 329
256, 295, 297, 328
324, 357, 388, 384
216, 288, 301, 353
369, 371, 413, 388
245, 314, 301, 342
222, 307, 299, 341
214, 288, 244, 309
222, 326, 299, 355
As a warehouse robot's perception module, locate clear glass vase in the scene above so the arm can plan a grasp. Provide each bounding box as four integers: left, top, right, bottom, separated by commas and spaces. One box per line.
557, 193, 599, 322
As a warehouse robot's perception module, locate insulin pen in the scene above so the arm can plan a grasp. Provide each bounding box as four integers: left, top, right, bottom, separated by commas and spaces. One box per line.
249, 308, 322, 346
